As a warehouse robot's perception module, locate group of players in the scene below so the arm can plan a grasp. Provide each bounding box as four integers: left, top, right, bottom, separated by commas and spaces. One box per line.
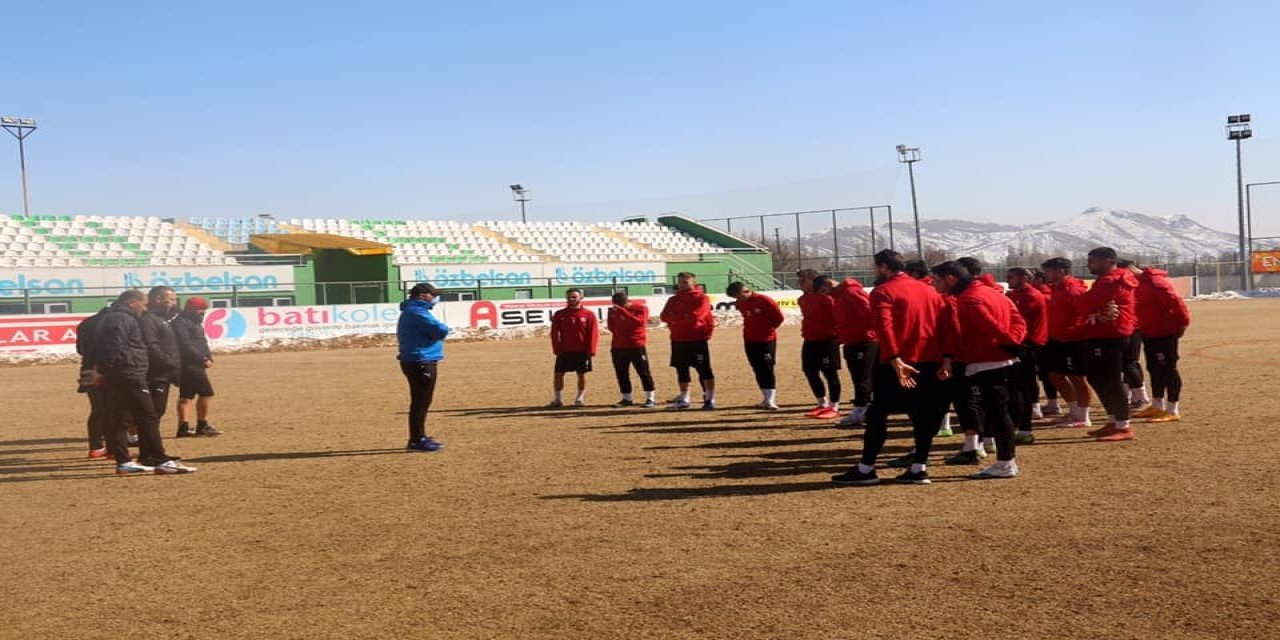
74, 286, 221, 475
522, 247, 1191, 484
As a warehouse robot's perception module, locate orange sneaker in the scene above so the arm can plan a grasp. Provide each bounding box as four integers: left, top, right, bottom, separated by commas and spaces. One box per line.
1147, 412, 1180, 423
1086, 422, 1116, 437
805, 406, 827, 417
813, 408, 840, 419
88, 448, 108, 459
1096, 427, 1134, 441
1132, 406, 1163, 419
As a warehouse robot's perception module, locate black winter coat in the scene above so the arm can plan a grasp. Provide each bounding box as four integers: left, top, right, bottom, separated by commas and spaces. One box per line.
138, 310, 182, 384
96, 305, 149, 384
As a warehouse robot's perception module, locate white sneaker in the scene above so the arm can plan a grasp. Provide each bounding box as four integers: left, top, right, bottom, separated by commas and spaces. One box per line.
973, 461, 1018, 479
667, 400, 691, 410
154, 459, 197, 475
115, 461, 154, 476
1031, 404, 1044, 419
757, 401, 780, 410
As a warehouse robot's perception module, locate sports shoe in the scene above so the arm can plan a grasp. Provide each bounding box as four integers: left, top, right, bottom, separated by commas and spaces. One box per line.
545, 400, 564, 408
936, 425, 955, 437
757, 401, 780, 410
1086, 422, 1116, 437
1031, 404, 1044, 419
811, 407, 839, 419
572, 399, 586, 407
1015, 431, 1036, 445
641, 399, 657, 408
1131, 406, 1163, 419
835, 414, 863, 429
1147, 412, 1180, 423
195, 423, 222, 437
407, 436, 444, 452
894, 469, 931, 484
614, 399, 635, 407
88, 448, 108, 459
701, 400, 716, 411
176, 423, 195, 438
1056, 419, 1089, 429
1129, 399, 1149, 410
885, 453, 915, 469
667, 400, 691, 410
115, 460, 154, 476
1041, 404, 1062, 416
804, 406, 827, 417
1096, 427, 1134, 442
831, 467, 879, 486
944, 450, 983, 465
153, 459, 197, 474
973, 462, 1018, 479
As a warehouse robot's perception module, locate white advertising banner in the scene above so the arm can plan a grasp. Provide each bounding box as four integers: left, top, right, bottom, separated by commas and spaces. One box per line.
400, 262, 666, 288
0, 265, 296, 298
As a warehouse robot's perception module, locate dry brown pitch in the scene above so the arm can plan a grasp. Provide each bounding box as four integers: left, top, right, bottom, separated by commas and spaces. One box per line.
2, 299, 1278, 639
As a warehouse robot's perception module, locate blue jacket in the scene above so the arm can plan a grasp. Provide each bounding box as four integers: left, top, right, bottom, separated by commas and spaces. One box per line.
397, 298, 450, 362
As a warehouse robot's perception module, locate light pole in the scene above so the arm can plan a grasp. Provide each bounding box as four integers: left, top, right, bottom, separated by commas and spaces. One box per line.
509, 184, 530, 223
896, 144, 923, 257
1, 116, 38, 217
1227, 115, 1252, 291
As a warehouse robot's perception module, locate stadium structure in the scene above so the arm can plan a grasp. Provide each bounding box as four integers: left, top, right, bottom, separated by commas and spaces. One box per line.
0, 212, 775, 314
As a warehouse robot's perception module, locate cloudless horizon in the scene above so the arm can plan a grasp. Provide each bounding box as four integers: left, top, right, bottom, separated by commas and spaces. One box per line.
2, 1, 1279, 234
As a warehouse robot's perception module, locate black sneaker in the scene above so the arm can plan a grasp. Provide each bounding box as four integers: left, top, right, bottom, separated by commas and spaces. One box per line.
885, 453, 915, 469
195, 423, 222, 437
831, 467, 879, 486
176, 423, 194, 438
614, 399, 635, 407
944, 450, 982, 465
893, 469, 931, 484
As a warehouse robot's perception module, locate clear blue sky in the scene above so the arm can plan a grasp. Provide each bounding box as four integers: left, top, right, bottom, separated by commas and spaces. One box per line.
2, 0, 1278, 232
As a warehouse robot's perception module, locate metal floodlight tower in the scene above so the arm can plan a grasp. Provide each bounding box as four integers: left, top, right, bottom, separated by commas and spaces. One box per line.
509, 184, 530, 223
1226, 114, 1253, 291
1, 116, 38, 217
897, 144, 923, 257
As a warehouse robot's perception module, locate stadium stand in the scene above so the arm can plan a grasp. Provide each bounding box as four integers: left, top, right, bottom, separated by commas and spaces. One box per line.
475, 220, 662, 262
189, 216, 284, 246
597, 220, 726, 256
0, 214, 237, 267
286, 218, 542, 264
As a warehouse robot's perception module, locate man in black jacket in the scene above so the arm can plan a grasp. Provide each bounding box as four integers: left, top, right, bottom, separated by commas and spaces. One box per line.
75, 307, 110, 458
173, 297, 220, 437
139, 286, 182, 423
98, 289, 195, 475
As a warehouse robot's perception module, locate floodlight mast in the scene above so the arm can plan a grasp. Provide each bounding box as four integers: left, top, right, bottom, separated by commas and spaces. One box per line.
509, 184, 530, 223
897, 144, 923, 256
1226, 114, 1253, 291
1, 116, 38, 217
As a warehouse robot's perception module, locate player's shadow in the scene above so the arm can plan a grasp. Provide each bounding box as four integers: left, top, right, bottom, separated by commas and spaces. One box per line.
0, 437, 83, 447
185, 448, 410, 463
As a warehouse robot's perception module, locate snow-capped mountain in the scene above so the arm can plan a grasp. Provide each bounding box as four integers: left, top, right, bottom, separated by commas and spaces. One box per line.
798, 207, 1238, 263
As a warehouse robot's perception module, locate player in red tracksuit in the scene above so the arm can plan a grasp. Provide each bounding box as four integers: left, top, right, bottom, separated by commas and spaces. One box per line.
607, 291, 657, 408
727, 282, 785, 409
1006, 267, 1049, 443
1028, 269, 1060, 414
1116, 260, 1152, 410
1075, 247, 1139, 441
832, 250, 948, 486
549, 288, 600, 407
660, 272, 716, 410
822, 276, 878, 427
797, 269, 843, 419
1127, 263, 1191, 422
1041, 257, 1094, 428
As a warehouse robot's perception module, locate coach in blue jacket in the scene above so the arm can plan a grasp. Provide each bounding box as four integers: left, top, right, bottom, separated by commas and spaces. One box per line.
397, 283, 450, 452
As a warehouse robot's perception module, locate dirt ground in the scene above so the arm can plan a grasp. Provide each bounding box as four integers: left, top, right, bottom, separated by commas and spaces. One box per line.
1, 299, 1277, 639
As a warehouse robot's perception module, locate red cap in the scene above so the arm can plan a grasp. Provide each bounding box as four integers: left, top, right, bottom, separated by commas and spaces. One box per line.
185, 297, 209, 312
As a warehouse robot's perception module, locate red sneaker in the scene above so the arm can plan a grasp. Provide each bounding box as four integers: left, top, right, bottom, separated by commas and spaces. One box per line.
805, 406, 827, 417
813, 408, 840, 419
1086, 422, 1116, 437
87, 448, 108, 459
1096, 428, 1134, 442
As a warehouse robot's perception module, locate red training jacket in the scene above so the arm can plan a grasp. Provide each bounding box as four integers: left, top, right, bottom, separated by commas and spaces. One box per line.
735, 293, 784, 343
977, 273, 1005, 292
606, 302, 649, 349
941, 280, 1027, 363
1007, 284, 1048, 346
798, 291, 838, 341
1046, 276, 1087, 342
1135, 267, 1191, 338
832, 277, 877, 344
1075, 267, 1138, 339
550, 306, 599, 355
660, 289, 715, 342
869, 272, 945, 364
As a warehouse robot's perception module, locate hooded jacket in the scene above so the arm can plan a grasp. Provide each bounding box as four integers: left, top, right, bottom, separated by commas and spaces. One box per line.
551, 306, 599, 355
660, 288, 715, 342
1075, 267, 1138, 339
734, 293, 784, 343
869, 272, 945, 364
173, 310, 213, 372
397, 298, 450, 363
75, 307, 109, 369
1046, 276, 1088, 342
1135, 267, 1191, 338
607, 303, 649, 349
96, 304, 150, 384
1007, 284, 1048, 346
797, 291, 838, 341
831, 277, 877, 345
138, 309, 182, 384
941, 280, 1028, 363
